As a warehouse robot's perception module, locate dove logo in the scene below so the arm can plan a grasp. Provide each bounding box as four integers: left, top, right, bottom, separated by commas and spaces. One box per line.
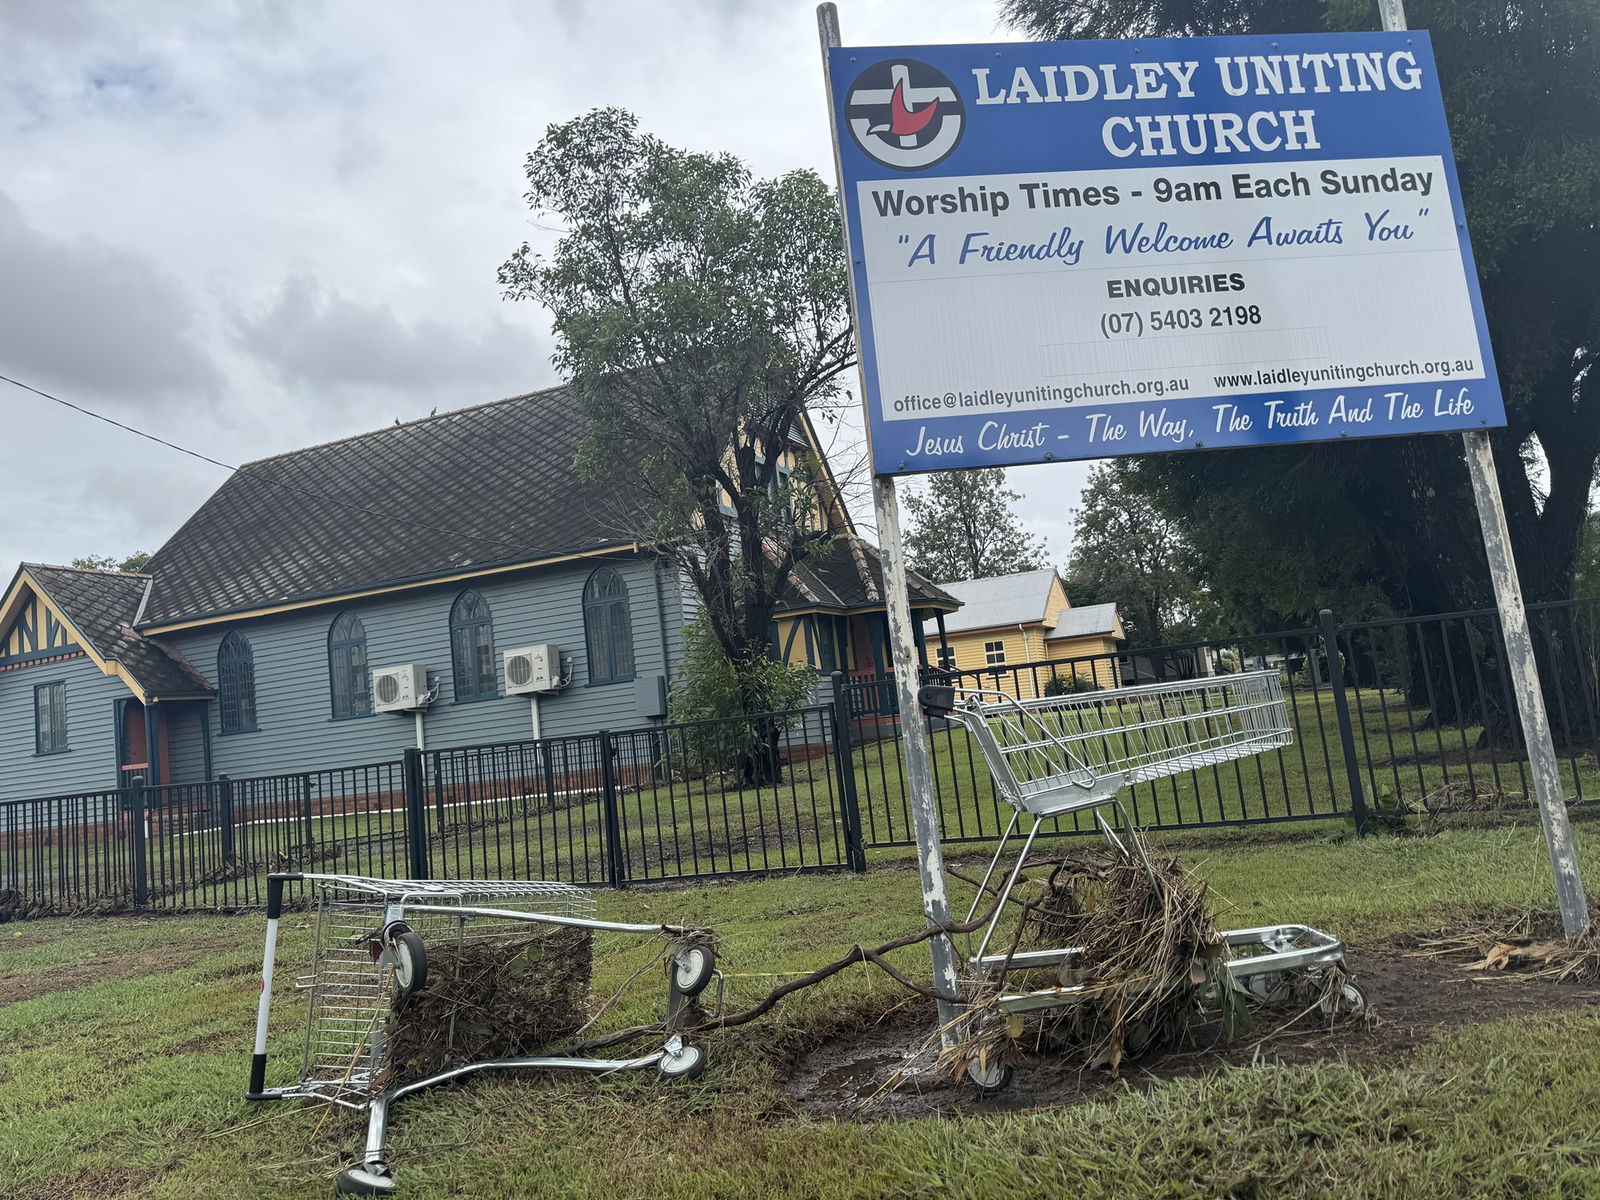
845, 60, 965, 172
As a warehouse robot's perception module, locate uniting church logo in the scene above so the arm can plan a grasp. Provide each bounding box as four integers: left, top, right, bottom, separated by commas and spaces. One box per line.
845, 59, 965, 171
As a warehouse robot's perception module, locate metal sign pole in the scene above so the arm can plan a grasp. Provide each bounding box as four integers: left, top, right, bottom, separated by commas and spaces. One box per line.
1379, 0, 1588, 938
818, 1, 964, 1038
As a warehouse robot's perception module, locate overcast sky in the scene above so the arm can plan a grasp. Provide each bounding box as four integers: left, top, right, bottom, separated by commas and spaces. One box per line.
0, 0, 1094, 587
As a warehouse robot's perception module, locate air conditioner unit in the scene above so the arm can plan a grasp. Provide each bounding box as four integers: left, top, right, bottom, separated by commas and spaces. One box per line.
372, 664, 429, 713
504, 644, 560, 695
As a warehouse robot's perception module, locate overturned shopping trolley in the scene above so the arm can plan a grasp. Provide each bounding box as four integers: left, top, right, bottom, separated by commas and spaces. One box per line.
245, 873, 719, 1195
920, 670, 1362, 1091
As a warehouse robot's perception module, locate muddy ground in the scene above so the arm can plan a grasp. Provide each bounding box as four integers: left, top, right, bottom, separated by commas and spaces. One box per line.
787, 939, 1600, 1119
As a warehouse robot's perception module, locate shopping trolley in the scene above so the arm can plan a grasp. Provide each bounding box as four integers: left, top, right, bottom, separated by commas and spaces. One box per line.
920, 671, 1363, 1091
245, 873, 720, 1194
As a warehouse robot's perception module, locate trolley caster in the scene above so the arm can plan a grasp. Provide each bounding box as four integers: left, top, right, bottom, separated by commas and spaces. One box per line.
1245, 971, 1284, 1003
384, 925, 427, 995
1319, 980, 1367, 1019
335, 1164, 397, 1195
965, 1053, 1014, 1097
671, 944, 716, 998
658, 1039, 706, 1082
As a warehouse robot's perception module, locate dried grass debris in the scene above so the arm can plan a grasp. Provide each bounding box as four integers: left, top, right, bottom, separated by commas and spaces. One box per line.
385, 925, 594, 1087
1412, 908, 1600, 982
960, 840, 1231, 1076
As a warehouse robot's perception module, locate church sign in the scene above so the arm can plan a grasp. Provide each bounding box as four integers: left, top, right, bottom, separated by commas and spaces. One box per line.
825, 30, 1504, 473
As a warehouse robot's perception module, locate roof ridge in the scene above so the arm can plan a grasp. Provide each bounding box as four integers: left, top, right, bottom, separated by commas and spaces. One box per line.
843, 532, 879, 604
26, 562, 152, 579
237, 382, 569, 469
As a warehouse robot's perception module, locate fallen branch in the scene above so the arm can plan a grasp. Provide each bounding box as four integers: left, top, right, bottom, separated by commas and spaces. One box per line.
565, 893, 1008, 1055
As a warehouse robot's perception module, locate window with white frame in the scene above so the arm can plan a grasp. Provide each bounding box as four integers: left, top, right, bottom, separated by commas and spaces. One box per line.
936, 646, 957, 671
984, 640, 1006, 666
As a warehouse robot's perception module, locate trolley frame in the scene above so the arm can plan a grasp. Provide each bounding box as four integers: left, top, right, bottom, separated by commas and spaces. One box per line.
921, 673, 1360, 1081
246, 873, 717, 1194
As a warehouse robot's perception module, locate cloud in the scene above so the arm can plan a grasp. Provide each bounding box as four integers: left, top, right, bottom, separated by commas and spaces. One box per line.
0, 0, 1063, 580
231, 273, 548, 397
0, 191, 223, 405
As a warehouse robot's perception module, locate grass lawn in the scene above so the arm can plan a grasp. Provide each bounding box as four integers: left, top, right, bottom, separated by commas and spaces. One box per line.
8, 820, 1600, 1197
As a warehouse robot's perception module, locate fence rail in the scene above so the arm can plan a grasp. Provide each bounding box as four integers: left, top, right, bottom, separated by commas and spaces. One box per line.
3, 599, 1599, 918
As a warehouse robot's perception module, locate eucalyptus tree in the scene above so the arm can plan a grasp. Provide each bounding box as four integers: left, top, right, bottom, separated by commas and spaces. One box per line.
499, 108, 855, 742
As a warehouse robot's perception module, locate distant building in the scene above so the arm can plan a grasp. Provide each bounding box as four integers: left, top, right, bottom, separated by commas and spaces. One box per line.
0, 385, 956, 799
922, 568, 1124, 698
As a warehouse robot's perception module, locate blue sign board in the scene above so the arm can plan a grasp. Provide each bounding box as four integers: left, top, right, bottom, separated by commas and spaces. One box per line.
826, 31, 1504, 474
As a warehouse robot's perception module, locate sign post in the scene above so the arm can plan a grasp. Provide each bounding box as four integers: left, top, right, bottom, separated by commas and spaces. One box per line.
818, 3, 964, 1042
1377, 0, 1588, 938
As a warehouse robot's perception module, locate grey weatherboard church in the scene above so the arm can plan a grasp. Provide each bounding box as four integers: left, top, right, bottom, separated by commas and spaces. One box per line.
0, 386, 957, 801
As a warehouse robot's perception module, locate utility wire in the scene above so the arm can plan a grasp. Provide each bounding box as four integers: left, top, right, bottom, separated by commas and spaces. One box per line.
2, 371, 235, 471
1, 372, 551, 557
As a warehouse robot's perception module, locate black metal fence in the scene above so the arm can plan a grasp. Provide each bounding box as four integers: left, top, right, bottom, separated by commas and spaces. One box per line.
4, 599, 1599, 918
0, 706, 856, 916
842, 596, 1600, 844
411, 706, 854, 887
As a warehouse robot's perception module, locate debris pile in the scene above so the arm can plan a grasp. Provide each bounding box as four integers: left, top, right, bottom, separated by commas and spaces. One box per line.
955, 843, 1230, 1076
386, 925, 593, 1086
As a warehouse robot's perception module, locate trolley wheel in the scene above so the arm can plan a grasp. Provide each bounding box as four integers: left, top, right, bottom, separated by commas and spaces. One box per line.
1245, 971, 1283, 1003
335, 1165, 397, 1195
966, 1053, 1014, 1097
658, 1041, 706, 1082
388, 929, 427, 995
1319, 980, 1367, 1020
671, 944, 716, 998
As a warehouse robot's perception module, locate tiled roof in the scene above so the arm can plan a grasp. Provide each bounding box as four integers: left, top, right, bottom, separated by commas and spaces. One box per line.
141, 385, 651, 626
921, 568, 1059, 635
1049, 602, 1122, 640
780, 535, 959, 614
25, 564, 213, 698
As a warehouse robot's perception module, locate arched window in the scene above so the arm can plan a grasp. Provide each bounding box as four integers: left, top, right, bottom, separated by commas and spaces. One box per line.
450, 590, 497, 701
583, 568, 634, 685
328, 611, 371, 719
217, 631, 258, 734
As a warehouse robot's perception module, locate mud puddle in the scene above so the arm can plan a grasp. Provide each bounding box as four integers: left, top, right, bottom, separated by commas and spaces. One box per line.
788, 944, 1600, 1119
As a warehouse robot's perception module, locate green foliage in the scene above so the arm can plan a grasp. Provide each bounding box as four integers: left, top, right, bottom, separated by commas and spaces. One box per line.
902, 468, 1047, 582
1043, 671, 1099, 696
1067, 461, 1207, 645
1003, 0, 1600, 621
668, 612, 814, 773
499, 108, 853, 670
71, 552, 150, 573
1574, 512, 1600, 598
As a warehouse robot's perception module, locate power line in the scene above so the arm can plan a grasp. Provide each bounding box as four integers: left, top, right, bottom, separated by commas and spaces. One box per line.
2, 372, 234, 471
1, 372, 548, 557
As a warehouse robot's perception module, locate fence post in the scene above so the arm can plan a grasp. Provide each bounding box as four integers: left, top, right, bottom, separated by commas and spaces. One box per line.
299, 773, 315, 854
1320, 609, 1371, 835
541, 737, 559, 811
598, 732, 627, 887
830, 671, 867, 872
218, 774, 235, 866
127, 773, 149, 908
402, 748, 430, 880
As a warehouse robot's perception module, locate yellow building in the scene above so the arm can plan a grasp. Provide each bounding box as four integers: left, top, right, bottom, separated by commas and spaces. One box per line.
922, 569, 1125, 698
765, 418, 961, 682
